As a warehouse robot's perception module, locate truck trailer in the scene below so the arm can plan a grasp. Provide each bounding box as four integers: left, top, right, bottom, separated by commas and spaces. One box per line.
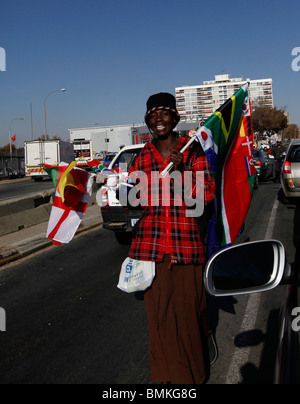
69, 124, 146, 157
69, 122, 196, 157
24, 140, 74, 181
72, 139, 94, 169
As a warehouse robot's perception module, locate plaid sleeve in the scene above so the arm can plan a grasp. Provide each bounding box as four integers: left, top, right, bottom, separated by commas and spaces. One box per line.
191, 155, 215, 205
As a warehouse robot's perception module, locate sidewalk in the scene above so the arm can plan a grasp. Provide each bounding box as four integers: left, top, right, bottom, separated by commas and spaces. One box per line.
0, 202, 103, 267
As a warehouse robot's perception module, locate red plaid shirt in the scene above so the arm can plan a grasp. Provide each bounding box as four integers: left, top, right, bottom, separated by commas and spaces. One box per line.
128, 136, 215, 264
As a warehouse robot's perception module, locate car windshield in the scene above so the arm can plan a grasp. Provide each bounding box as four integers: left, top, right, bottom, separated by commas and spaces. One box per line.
105, 154, 115, 162
288, 145, 300, 163
254, 150, 267, 161
112, 148, 143, 171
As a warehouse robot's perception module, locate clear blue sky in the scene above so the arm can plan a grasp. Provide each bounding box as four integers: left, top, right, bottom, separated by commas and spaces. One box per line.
1, 0, 299, 147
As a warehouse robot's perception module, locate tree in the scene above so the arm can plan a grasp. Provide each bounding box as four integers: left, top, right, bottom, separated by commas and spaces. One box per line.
282, 124, 300, 141
36, 134, 62, 141
252, 104, 288, 138
0, 143, 16, 152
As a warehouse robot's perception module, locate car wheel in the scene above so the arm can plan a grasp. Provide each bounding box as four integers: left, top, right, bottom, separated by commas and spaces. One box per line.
277, 188, 293, 205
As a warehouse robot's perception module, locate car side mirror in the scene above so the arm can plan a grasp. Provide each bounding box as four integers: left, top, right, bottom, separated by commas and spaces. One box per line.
204, 240, 286, 297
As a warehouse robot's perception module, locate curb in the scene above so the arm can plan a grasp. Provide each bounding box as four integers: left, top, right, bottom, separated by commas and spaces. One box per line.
0, 190, 54, 237
0, 216, 103, 268
0, 246, 22, 267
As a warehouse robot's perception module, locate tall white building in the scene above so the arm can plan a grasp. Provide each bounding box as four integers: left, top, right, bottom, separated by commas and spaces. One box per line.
175, 74, 273, 122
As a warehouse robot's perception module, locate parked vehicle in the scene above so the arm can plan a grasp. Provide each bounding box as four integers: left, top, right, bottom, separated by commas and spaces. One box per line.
103, 153, 117, 167
204, 234, 300, 384
281, 139, 300, 201
98, 144, 144, 244
24, 140, 74, 181
6, 156, 25, 178
69, 125, 137, 156
72, 139, 94, 169
253, 149, 275, 181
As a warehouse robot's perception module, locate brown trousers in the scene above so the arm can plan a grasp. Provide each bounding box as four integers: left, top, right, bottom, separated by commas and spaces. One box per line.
144, 255, 209, 384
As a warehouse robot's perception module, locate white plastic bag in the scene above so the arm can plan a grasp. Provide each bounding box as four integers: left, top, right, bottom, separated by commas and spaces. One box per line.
117, 258, 155, 293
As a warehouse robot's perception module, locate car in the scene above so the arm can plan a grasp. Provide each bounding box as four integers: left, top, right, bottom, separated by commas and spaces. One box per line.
204, 235, 299, 384
98, 144, 145, 244
93, 152, 105, 160
103, 153, 117, 167
253, 149, 275, 181
281, 139, 300, 202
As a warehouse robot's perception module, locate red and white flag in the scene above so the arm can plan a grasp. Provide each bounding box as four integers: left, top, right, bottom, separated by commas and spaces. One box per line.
44, 162, 94, 244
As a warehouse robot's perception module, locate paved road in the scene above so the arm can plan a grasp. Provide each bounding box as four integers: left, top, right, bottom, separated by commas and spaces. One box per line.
0, 180, 295, 384
0, 177, 54, 201
208, 180, 295, 384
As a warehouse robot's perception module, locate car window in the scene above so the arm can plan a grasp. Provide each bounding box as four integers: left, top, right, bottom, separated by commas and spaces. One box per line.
104, 154, 116, 162
112, 148, 143, 171
254, 150, 267, 162
289, 146, 300, 163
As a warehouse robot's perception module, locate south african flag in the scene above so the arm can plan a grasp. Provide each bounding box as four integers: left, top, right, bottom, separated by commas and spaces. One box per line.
196, 83, 255, 257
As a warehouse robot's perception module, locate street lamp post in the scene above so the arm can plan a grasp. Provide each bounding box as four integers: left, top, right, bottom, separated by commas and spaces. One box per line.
44, 88, 66, 140
9, 117, 24, 160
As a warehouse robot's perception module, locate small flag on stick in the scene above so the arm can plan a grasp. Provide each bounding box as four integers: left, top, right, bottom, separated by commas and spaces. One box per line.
44, 162, 94, 244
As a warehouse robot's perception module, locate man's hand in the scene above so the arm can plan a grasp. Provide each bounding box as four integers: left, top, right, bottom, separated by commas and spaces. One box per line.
170, 149, 184, 172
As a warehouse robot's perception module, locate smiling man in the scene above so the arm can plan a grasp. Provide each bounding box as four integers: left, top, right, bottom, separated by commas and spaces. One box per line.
126, 92, 215, 384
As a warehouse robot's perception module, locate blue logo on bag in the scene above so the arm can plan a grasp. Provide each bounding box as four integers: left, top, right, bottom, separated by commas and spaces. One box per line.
126, 259, 134, 274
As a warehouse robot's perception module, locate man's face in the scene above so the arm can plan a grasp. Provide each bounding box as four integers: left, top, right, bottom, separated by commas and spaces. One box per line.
148, 110, 175, 137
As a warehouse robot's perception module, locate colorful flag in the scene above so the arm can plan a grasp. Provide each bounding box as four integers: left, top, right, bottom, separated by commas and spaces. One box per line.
254, 140, 262, 150
87, 159, 105, 173
11, 135, 16, 142
196, 83, 255, 257
43, 162, 94, 245
57, 160, 87, 205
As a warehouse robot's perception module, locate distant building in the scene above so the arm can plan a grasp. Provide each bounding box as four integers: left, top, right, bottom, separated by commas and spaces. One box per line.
175, 74, 274, 122
68, 122, 199, 155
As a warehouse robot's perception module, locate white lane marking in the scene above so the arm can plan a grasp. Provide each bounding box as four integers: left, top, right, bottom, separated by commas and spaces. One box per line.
225, 197, 279, 384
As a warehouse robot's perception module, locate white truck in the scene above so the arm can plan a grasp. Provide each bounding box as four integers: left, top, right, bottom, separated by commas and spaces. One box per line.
72, 139, 94, 169
24, 140, 74, 181
69, 125, 139, 156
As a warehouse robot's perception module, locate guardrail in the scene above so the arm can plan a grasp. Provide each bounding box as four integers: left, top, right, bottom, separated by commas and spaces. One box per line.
0, 191, 54, 236
0, 183, 98, 237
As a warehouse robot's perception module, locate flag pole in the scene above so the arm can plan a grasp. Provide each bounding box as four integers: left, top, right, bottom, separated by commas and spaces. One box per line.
160, 135, 197, 178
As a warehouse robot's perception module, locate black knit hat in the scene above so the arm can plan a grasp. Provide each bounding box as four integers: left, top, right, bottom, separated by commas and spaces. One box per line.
145, 92, 180, 128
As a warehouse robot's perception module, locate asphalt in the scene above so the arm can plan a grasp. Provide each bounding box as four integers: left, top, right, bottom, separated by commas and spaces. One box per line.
0, 202, 103, 267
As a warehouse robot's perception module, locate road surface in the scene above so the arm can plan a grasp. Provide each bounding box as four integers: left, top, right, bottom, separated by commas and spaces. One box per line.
0, 177, 54, 201
0, 180, 295, 384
